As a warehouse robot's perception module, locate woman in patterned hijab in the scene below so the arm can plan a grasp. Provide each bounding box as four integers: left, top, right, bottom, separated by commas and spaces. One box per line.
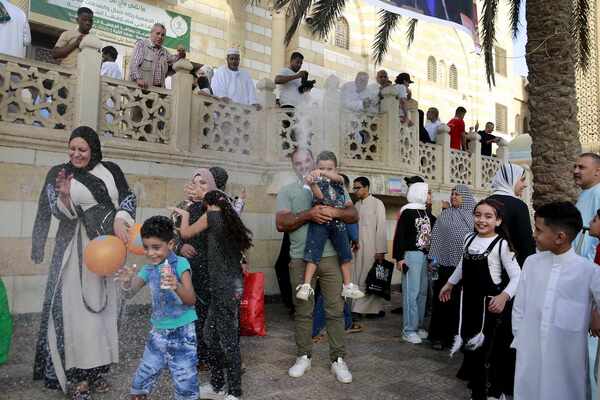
428, 184, 476, 350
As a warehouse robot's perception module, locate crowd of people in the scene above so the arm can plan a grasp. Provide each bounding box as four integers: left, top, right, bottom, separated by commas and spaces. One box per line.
4, 4, 600, 400
1, 5, 504, 156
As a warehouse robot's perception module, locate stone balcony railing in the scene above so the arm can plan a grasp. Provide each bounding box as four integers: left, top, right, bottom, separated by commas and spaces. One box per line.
0, 36, 507, 196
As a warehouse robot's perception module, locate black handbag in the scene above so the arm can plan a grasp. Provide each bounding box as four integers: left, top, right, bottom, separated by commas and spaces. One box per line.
365, 259, 395, 301
76, 203, 116, 239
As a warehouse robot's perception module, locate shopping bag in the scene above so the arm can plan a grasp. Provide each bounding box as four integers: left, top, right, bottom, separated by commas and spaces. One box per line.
0, 277, 12, 365
365, 259, 394, 301
240, 272, 266, 336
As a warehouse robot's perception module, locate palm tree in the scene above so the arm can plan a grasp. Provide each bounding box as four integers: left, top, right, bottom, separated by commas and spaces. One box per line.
268, 0, 590, 206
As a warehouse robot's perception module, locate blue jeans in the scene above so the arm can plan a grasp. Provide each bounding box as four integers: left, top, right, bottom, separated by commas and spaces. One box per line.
312, 287, 352, 337
304, 220, 352, 264
401, 251, 428, 334
131, 323, 199, 400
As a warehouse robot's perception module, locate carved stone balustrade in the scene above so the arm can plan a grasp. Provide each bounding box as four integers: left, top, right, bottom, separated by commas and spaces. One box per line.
0, 49, 512, 197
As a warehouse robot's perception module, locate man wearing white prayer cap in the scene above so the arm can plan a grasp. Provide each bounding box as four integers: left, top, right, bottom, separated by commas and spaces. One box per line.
211, 47, 261, 109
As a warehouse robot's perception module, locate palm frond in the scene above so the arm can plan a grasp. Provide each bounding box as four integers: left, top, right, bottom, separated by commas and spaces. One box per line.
508, 0, 521, 38
272, 0, 292, 9
372, 10, 401, 65
572, 0, 591, 71
274, 0, 314, 45
310, 0, 347, 40
406, 18, 418, 48
481, 0, 499, 86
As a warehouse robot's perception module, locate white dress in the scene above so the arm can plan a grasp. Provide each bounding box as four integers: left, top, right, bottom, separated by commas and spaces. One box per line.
48, 163, 133, 390
512, 249, 600, 400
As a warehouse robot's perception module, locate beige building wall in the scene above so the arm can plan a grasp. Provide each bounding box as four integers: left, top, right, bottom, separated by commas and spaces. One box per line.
15, 0, 528, 137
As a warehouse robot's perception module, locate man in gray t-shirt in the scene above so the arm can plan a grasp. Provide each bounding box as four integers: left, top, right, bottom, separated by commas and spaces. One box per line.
276, 148, 358, 383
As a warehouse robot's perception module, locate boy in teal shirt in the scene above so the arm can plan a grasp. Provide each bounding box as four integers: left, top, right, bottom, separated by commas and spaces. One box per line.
117, 216, 198, 400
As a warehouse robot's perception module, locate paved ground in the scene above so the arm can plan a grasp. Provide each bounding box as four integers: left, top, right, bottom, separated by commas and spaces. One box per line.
1, 297, 467, 400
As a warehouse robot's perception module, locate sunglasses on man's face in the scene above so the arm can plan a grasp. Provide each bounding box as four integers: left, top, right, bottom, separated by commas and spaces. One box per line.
352, 186, 363, 191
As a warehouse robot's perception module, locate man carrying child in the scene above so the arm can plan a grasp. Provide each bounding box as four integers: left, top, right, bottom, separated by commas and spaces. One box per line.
276, 148, 358, 383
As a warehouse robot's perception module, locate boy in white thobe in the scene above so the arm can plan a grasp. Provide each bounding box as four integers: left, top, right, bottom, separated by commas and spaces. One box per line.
512, 202, 600, 400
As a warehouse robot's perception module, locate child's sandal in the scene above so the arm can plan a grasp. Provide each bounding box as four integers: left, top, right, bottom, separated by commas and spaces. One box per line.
90, 376, 110, 393
71, 381, 91, 400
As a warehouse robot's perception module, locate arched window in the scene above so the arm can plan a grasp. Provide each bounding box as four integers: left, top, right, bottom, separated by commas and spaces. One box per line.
438, 60, 446, 86
427, 56, 437, 82
523, 116, 529, 133
335, 17, 350, 50
449, 64, 458, 89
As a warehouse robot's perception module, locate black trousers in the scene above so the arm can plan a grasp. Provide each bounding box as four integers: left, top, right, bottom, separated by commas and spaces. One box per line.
274, 233, 294, 310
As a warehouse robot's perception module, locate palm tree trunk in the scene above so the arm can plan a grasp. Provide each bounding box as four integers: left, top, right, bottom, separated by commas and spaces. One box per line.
526, 0, 582, 207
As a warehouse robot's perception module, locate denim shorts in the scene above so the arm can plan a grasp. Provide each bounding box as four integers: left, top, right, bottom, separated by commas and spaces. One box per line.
304, 220, 352, 264
131, 323, 199, 400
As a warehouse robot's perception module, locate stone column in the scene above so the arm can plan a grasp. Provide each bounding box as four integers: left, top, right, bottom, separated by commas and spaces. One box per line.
467, 129, 483, 188
496, 139, 510, 162
75, 35, 102, 130
271, 9, 286, 75
170, 59, 194, 152
436, 124, 452, 185
405, 98, 420, 173
255, 78, 275, 160
256, 78, 276, 108
380, 85, 401, 170
227, 2, 246, 51
321, 74, 341, 156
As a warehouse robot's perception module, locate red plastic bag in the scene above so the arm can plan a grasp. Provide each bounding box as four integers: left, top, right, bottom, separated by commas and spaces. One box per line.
240, 272, 266, 336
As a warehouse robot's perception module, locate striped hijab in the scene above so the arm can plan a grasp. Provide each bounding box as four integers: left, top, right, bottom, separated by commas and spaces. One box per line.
429, 185, 476, 267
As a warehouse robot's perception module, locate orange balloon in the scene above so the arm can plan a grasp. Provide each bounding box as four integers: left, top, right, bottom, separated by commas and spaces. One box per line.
84, 235, 127, 276
127, 223, 145, 255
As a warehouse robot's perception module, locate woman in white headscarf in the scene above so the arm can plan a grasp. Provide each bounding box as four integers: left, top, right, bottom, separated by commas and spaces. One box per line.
476, 162, 534, 398
393, 182, 432, 344
488, 163, 535, 266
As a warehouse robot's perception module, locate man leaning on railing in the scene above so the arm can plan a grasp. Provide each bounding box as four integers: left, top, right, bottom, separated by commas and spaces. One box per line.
129, 23, 186, 89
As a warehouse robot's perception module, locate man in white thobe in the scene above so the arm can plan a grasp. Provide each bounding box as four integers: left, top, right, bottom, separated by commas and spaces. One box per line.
0, 0, 30, 58
573, 153, 600, 399
512, 202, 600, 400
211, 48, 260, 109
350, 176, 388, 315
100, 45, 122, 79
340, 72, 378, 114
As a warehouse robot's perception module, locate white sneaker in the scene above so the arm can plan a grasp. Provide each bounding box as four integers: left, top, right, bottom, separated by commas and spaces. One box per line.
402, 332, 422, 344
417, 329, 428, 340
224, 395, 240, 400
199, 383, 225, 399
288, 355, 311, 377
331, 357, 353, 383
341, 283, 365, 299
296, 283, 314, 301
